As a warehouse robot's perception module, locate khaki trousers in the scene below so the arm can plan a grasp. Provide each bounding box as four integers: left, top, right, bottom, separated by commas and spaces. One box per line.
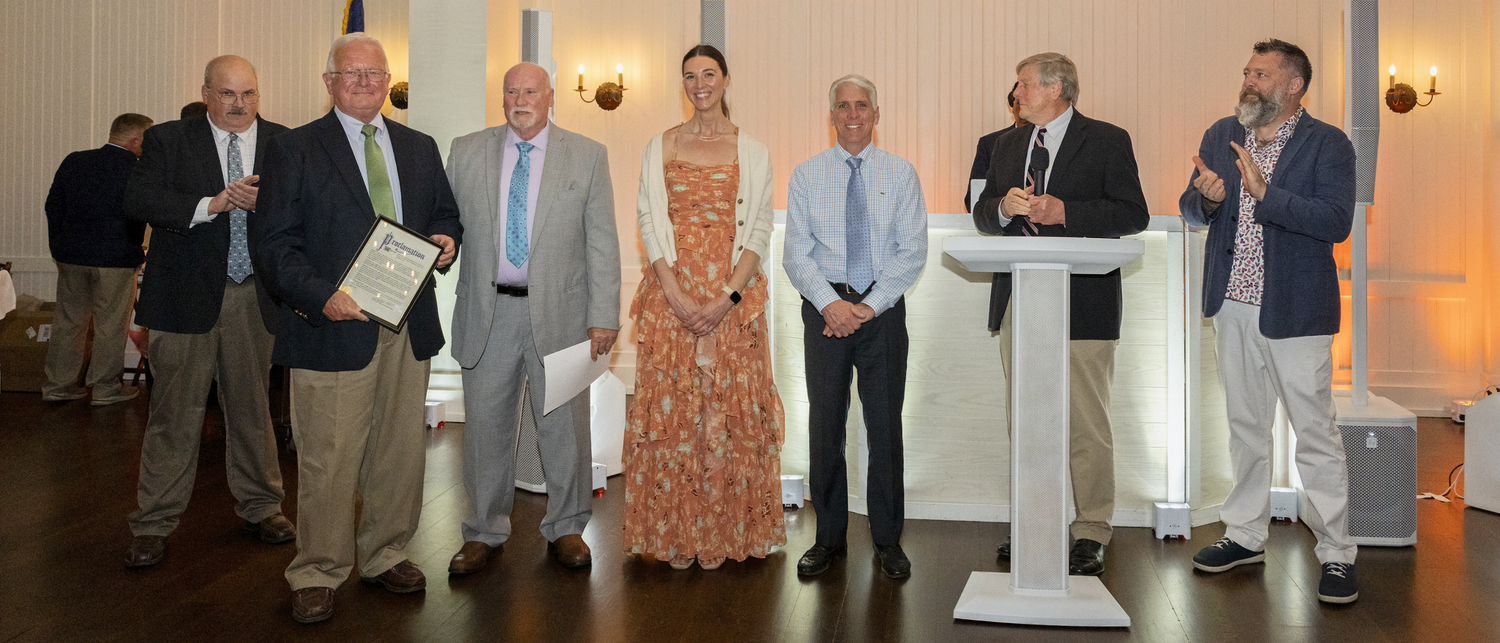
285, 325, 430, 590
1214, 300, 1357, 565
43, 262, 136, 398
129, 277, 283, 536
997, 304, 1118, 545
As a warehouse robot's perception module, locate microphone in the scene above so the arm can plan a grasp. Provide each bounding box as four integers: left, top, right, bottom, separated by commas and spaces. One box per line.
1028, 146, 1050, 196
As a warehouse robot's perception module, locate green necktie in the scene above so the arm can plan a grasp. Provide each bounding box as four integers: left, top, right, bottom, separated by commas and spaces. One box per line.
361, 123, 396, 221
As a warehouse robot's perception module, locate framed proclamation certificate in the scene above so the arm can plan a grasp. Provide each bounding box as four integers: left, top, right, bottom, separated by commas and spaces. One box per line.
337, 218, 443, 331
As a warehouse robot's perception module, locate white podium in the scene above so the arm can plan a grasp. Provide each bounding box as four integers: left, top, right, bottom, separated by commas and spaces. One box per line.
943, 236, 1144, 628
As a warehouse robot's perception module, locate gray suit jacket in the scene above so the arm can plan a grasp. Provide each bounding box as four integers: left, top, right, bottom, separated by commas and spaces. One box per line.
446, 123, 620, 369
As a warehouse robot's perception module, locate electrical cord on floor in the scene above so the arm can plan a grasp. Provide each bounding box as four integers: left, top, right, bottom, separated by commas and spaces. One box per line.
1418, 463, 1464, 502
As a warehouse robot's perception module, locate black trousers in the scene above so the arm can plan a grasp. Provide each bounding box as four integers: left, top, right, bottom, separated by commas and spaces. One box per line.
802, 292, 908, 548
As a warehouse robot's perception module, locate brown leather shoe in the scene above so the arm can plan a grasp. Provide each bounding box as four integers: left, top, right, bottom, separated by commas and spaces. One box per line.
291, 587, 335, 624
547, 534, 592, 569
125, 535, 167, 568
448, 541, 499, 575
246, 514, 297, 544
359, 560, 426, 593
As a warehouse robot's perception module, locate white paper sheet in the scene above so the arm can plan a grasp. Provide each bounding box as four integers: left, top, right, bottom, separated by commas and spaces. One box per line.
970, 179, 987, 212
542, 339, 610, 414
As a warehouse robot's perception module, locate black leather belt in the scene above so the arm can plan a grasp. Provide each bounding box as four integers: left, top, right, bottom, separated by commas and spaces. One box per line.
495, 283, 529, 297
828, 282, 874, 296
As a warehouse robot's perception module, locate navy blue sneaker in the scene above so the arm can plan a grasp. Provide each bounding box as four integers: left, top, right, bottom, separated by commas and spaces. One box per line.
1192, 537, 1266, 572
1317, 562, 1359, 604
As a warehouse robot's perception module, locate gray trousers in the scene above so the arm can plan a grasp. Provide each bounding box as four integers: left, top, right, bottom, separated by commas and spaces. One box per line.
43, 262, 136, 398
459, 292, 592, 546
128, 277, 284, 536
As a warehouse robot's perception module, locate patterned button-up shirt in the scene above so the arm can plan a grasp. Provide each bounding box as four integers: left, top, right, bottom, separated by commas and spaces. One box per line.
1225, 107, 1304, 306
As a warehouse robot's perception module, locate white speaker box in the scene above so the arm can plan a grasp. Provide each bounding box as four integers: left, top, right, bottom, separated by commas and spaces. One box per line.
1464, 392, 1500, 514
1332, 393, 1417, 546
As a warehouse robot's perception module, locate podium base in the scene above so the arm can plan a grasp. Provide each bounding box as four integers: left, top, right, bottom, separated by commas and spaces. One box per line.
953, 572, 1130, 627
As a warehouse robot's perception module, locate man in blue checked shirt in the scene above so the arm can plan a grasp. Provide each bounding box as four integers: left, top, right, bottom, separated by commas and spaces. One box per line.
784, 73, 927, 581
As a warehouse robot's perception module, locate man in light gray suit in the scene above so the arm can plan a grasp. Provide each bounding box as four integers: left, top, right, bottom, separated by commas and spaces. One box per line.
444, 62, 620, 574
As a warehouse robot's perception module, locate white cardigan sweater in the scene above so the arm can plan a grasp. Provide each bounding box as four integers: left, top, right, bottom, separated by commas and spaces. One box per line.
635, 131, 775, 267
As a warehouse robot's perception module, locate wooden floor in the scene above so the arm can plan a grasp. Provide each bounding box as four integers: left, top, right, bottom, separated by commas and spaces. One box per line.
3, 388, 1499, 643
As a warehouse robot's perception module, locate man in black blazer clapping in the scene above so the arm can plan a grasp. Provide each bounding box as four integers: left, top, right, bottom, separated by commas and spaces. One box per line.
122, 55, 294, 569
973, 52, 1150, 577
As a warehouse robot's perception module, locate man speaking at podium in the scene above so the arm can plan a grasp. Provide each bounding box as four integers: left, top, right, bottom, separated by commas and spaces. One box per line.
972, 52, 1149, 577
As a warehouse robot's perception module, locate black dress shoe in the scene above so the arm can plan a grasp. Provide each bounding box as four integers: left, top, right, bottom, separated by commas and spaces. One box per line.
246, 514, 297, 544
125, 535, 167, 568
875, 544, 911, 579
996, 536, 1011, 559
796, 544, 846, 577
1069, 538, 1106, 576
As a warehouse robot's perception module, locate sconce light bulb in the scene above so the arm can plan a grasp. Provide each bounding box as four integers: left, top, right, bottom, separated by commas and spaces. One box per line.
1430, 66, 1437, 76
616, 63, 623, 73
578, 64, 585, 74
1389, 64, 1395, 75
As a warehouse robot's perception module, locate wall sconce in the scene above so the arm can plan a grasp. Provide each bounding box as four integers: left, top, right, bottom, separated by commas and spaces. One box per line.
1385, 65, 1440, 113
576, 64, 627, 110
389, 81, 409, 110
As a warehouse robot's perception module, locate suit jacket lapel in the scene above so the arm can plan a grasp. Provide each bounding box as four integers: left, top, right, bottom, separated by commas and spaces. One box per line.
1052, 111, 1089, 181
314, 110, 377, 221
1272, 110, 1314, 181
533, 127, 568, 243
188, 116, 227, 194
249, 116, 272, 187
390, 121, 422, 228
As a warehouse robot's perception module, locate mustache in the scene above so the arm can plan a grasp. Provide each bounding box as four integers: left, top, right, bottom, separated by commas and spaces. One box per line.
227, 107, 248, 115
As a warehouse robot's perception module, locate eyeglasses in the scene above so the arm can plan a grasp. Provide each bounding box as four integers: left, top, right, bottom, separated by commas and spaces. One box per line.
213, 89, 259, 104
330, 69, 390, 83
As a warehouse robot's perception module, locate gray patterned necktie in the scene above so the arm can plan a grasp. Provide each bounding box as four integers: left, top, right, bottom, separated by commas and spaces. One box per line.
845, 156, 872, 293
226, 132, 252, 283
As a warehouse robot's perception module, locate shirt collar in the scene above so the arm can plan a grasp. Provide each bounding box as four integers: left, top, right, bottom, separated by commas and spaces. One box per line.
834, 142, 877, 163
504, 121, 551, 152
334, 107, 387, 140
207, 116, 258, 144
1038, 105, 1074, 137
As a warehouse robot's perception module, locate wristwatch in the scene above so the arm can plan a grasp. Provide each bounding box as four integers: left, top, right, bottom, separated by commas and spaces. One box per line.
721, 285, 742, 305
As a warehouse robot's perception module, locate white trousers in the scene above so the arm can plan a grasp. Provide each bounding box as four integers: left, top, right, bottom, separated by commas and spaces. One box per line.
1214, 300, 1356, 565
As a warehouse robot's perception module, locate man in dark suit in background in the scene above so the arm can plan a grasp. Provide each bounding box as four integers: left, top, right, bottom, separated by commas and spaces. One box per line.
121, 55, 293, 569
253, 32, 461, 624
41, 112, 152, 405
963, 82, 1025, 212
973, 52, 1149, 577
1180, 39, 1359, 605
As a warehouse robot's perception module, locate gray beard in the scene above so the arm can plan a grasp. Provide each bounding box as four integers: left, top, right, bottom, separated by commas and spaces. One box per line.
1235, 93, 1283, 130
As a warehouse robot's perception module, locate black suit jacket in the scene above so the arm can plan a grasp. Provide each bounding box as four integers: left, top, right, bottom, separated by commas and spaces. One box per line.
251, 110, 463, 372
125, 115, 288, 334
963, 125, 1015, 213
973, 111, 1150, 338
45, 144, 145, 268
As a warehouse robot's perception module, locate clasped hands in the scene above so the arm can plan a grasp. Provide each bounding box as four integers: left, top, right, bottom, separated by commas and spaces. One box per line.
821, 299, 874, 338
1000, 184, 1066, 225
665, 287, 733, 337
1191, 142, 1266, 204
208, 175, 261, 214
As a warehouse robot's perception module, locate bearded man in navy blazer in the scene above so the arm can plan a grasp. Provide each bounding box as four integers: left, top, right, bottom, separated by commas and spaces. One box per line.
252, 33, 461, 624
973, 52, 1150, 577
1180, 39, 1359, 605
122, 55, 295, 569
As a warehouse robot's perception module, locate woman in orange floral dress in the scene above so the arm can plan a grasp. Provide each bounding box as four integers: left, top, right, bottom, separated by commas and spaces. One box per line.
623, 45, 785, 570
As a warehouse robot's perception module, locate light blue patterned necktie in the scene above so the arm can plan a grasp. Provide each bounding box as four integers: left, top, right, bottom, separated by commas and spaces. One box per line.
226, 132, 252, 283
845, 156, 872, 293
506, 141, 535, 267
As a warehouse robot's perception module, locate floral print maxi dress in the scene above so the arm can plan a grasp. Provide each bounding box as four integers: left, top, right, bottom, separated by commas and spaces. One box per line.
622, 160, 787, 562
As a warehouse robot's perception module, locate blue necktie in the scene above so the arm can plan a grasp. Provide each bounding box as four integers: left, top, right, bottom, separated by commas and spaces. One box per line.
506, 141, 534, 267
226, 132, 252, 283
845, 156, 872, 293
